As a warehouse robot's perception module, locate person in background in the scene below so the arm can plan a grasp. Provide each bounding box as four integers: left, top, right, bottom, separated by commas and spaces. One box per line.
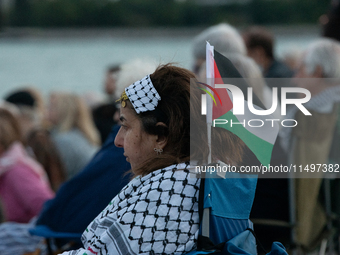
92, 103, 119, 143
115, 58, 158, 97
0, 101, 18, 223
0, 107, 54, 223
4, 88, 67, 191
82, 91, 105, 110
26, 129, 66, 192
92, 59, 158, 144
281, 38, 340, 250
103, 64, 121, 102
48, 92, 100, 179
322, 1, 340, 202
242, 26, 294, 79
242, 26, 295, 102
113, 58, 158, 121
192, 23, 246, 76
321, 0, 340, 42
4, 89, 43, 139
89, 64, 121, 143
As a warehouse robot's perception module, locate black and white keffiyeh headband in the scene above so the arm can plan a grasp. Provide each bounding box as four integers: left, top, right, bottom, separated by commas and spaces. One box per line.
120, 75, 161, 114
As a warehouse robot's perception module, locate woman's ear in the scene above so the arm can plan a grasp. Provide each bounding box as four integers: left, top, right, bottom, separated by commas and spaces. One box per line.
155, 122, 168, 149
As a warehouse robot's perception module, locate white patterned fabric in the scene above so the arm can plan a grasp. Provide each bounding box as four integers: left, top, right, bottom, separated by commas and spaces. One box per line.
60, 163, 200, 255
0, 217, 47, 255
125, 75, 161, 114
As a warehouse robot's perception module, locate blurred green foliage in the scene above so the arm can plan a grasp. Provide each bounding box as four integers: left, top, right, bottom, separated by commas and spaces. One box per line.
3, 0, 331, 27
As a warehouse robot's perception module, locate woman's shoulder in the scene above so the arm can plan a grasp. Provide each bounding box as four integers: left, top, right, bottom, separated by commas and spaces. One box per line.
142, 162, 193, 180
113, 162, 200, 212
127, 162, 200, 193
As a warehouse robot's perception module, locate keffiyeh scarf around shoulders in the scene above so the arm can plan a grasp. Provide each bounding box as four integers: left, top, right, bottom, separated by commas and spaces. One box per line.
61, 162, 200, 255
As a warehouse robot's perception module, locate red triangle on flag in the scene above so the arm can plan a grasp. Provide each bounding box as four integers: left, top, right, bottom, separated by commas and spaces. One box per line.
213, 59, 233, 120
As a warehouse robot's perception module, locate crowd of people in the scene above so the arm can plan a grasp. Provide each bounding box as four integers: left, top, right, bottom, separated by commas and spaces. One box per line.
0, 14, 340, 255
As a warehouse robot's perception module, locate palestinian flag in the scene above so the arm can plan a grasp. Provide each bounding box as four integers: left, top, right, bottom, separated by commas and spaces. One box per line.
205, 42, 279, 167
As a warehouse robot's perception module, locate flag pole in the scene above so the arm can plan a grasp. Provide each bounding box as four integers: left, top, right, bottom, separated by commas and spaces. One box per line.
205, 42, 214, 165
201, 42, 214, 239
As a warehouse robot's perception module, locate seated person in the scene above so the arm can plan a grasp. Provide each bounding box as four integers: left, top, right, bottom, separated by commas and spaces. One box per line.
47, 92, 101, 179
0, 107, 54, 223
0, 124, 131, 255
60, 64, 251, 255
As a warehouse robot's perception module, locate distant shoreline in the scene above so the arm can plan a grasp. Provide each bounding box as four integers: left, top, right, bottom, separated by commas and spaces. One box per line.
0, 25, 320, 39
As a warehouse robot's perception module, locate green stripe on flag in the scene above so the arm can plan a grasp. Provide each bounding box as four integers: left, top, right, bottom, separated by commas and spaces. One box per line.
214, 111, 274, 167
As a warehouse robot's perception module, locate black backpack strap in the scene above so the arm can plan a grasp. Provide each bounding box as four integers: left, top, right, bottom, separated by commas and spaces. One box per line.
246, 228, 268, 254
198, 176, 205, 225
197, 174, 224, 252
197, 235, 225, 252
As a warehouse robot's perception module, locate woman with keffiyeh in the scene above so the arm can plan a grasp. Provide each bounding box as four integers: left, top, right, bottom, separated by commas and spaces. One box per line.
60, 64, 246, 255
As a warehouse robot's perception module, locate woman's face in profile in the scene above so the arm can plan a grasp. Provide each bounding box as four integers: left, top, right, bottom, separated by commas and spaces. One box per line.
114, 105, 158, 171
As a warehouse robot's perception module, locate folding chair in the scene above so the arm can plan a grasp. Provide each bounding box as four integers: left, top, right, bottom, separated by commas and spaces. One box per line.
28, 226, 82, 255
187, 163, 287, 255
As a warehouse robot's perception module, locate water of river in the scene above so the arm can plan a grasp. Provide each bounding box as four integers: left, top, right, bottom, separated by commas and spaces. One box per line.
0, 27, 321, 100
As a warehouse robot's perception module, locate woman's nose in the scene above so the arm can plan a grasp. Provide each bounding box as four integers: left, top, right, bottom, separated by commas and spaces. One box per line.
114, 127, 123, 148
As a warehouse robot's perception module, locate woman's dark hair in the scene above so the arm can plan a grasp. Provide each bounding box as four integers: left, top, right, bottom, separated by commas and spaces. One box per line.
122, 64, 244, 176
242, 26, 274, 60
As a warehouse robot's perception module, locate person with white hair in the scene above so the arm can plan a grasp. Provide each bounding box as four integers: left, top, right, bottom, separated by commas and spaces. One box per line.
282, 38, 340, 251
192, 23, 246, 75
115, 58, 158, 97
297, 38, 340, 82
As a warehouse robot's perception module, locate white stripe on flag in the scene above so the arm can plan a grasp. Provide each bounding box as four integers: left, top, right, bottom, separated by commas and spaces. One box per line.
206, 42, 214, 125
226, 89, 279, 145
